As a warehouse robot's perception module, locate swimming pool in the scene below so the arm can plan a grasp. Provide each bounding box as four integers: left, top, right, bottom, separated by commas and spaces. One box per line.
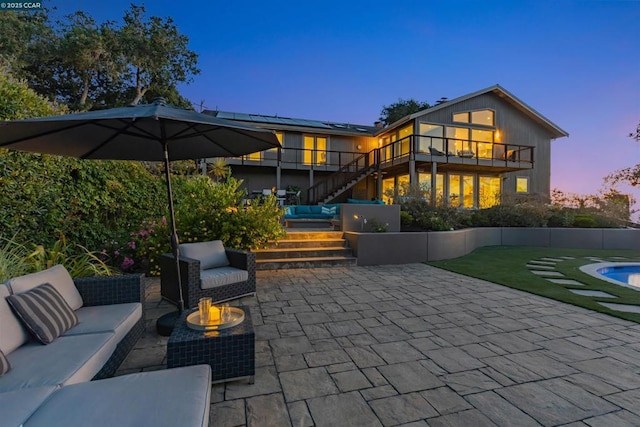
579, 262, 640, 290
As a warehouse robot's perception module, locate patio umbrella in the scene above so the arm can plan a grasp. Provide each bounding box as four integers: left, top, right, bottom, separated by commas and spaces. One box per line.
0, 98, 281, 333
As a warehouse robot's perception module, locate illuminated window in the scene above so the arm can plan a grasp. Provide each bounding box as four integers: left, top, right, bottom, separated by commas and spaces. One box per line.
397, 174, 410, 196
472, 129, 494, 158
471, 110, 494, 126
516, 176, 529, 193
454, 110, 494, 126
479, 176, 501, 208
398, 125, 413, 156
246, 131, 283, 160
382, 177, 395, 204
449, 174, 474, 208
418, 172, 445, 203
303, 135, 327, 166
453, 112, 469, 123
446, 127, 470, 154
419, 123, 444, 153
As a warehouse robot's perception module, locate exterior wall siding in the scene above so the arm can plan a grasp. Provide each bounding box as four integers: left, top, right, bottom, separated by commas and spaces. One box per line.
412, 92, 556, 199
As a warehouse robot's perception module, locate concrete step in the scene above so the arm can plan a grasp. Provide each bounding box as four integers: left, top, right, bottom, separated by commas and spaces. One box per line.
256, 256, 357, 270
280, 231, 344, 240
255, 247, 352, 260
267, 239, 347, 249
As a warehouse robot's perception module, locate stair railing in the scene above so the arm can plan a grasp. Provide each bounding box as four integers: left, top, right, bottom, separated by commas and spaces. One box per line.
307, 148, 379, 204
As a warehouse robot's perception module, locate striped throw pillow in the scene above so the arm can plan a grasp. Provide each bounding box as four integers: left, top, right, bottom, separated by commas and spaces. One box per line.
0, 349, 9, 376
7, 283, 78, 344
321, 206, 336, 215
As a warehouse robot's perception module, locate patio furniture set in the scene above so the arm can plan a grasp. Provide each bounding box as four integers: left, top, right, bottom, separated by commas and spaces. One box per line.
0, 240, 256, 426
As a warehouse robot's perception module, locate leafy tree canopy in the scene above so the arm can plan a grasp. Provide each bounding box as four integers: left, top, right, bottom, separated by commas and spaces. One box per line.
1, 4, 199, 110
379, 98, 431, 126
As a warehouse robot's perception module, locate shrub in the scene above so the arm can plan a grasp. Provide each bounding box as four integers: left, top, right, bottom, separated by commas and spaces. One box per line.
128, 176, 285, 275
573, 214, 598, 228
0, 237, 31, 283
400, 211, 414, 229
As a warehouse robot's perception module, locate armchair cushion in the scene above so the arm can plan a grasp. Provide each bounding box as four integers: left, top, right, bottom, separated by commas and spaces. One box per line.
179, 241, 229, 270
8, 265, 83, 310
200, 267, 249, 290
7, 283, 78, 344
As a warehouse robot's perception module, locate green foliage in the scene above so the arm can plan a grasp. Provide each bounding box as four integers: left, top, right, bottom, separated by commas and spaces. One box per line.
0, 69, 66, 120
25, 235, 117, 277
368, 218, 389, 233
2, 4, 199, 109
400, 211, 414, 229
0, 236, 115, 282
119, 4, 200, 105
118, 176, 285, 276
0, 237, 31, 283
0, 151, 166, 249
572, 214, 598, 228
429, 247, 640, 324
379, 98, 431, 126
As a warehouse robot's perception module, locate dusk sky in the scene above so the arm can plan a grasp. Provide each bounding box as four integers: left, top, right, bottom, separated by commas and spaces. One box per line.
52, 1, 639, 206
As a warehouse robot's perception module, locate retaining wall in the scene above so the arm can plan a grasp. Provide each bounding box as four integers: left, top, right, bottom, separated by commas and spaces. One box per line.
344, 228, 640, 266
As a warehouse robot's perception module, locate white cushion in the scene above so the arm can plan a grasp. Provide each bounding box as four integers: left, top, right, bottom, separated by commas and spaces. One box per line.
0, 284, 29, 354
0, 386, 57, 426
200, 266, 248, 289
180, 241, 229, 270
0, 332, 117, 392
25, 365, 212, 427
63, 303, 141, 343
8, 265, 83, 310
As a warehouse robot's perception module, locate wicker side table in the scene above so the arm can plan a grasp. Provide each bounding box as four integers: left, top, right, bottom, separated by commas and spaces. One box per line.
166, 306, 255, 384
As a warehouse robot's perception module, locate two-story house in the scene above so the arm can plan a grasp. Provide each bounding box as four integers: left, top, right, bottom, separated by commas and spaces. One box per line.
203, 85, 568, 207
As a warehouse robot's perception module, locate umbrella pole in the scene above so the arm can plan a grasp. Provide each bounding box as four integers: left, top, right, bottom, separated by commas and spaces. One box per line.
156, 143, 186, 336
163, 145, 186, 313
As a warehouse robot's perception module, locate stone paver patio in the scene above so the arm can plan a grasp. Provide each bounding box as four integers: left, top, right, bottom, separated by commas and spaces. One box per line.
118, 264, 640, 426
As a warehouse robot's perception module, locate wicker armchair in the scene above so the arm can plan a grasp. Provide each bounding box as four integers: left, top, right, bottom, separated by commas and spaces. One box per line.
159, 241, 256, 309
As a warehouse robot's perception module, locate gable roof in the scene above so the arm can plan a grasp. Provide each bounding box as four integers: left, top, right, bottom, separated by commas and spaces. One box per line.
385, 84, 568, 139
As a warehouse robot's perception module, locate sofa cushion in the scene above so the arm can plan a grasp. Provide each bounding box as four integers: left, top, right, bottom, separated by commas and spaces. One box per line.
0, 284, 29, 354
24, 365, 211, 427
180, 240, 229, 270
0, 386, 57, 426
62, 302, 142, 343
0, 349, 9, 376
283, 206, 294, 216
0, 332, 117, 392
7, 283, 78, 344
296, 205, 312, 214
8, 265, 83, 310
200, 266, 249, 290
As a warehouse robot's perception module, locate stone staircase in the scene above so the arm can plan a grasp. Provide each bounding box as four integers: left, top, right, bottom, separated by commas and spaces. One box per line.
254, 230, 357, 270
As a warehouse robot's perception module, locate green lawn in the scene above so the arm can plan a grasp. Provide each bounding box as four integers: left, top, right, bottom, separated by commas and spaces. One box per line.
428, 246, 640, 324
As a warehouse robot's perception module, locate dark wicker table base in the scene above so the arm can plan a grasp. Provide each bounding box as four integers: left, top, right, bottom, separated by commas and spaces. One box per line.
166, 306, 255, 384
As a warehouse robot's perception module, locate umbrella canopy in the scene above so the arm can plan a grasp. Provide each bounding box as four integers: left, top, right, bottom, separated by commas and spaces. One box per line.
0, 98, 281, 328
0, 98, 281, 159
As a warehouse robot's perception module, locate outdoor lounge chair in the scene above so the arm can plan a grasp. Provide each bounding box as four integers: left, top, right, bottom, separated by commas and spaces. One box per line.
160, 240, 256, 309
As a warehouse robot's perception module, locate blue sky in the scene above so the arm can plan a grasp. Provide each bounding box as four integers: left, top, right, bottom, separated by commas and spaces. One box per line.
52, 0, 639, 204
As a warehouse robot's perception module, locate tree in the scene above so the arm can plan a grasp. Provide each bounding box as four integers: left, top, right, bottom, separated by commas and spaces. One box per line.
379, 98, 431, 126
0, 9, 52, 73
119, 5, 200, 105
606, 121, 640, 187
629, 121, 640, 142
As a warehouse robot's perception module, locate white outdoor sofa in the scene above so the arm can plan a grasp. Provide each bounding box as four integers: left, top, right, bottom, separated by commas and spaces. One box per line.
0, 265, 211, 426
